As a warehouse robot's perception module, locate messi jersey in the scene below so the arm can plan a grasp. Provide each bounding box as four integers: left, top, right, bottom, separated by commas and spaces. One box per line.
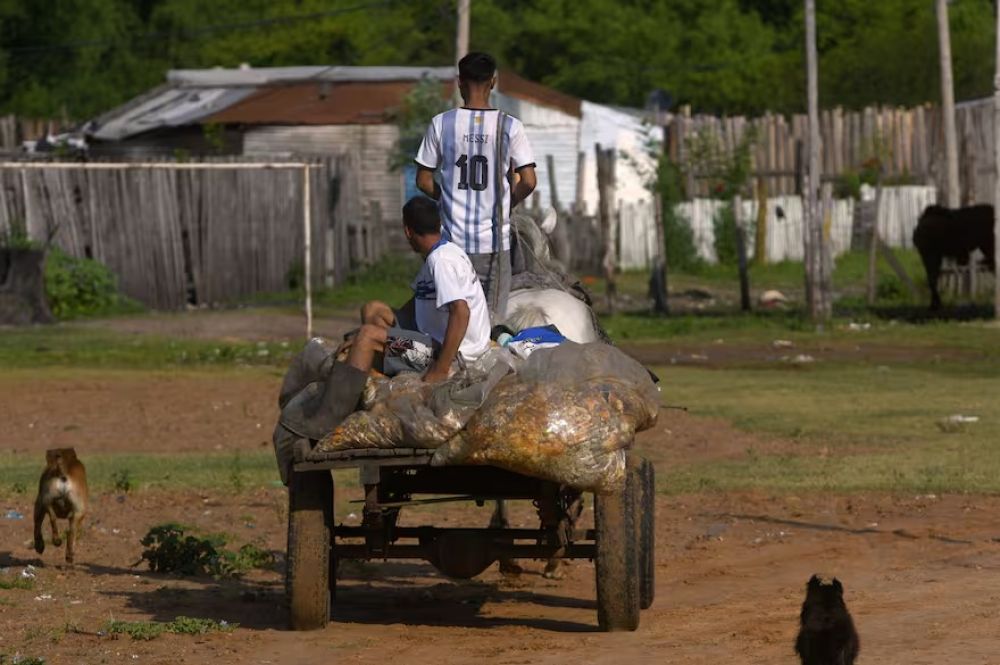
415, 108, 535, 254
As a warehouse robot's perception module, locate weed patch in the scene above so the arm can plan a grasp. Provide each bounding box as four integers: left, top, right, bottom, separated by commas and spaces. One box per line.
103, 616, 236, 641
138, 523, 274, 578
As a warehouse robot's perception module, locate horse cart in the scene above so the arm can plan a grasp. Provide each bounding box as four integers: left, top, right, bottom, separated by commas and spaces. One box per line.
285, 439, 656, 632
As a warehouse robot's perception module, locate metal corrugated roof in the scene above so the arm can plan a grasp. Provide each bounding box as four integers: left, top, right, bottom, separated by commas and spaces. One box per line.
167, 66, 455, 87
88, 86, 258, 140
87, 65, 583, 140
207, 80, 454, 126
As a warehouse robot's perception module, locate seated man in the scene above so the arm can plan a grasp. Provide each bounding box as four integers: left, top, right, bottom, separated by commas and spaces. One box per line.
362, 196, 491, 383
272, 323, 387, 484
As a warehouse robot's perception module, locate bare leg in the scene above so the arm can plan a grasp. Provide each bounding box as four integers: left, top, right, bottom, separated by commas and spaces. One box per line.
361, 301, 396, 328
345, 324, 387, 373
47, 507, 62, 547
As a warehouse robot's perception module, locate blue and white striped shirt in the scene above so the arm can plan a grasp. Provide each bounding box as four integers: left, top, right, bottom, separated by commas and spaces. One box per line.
415, 108, 535, 255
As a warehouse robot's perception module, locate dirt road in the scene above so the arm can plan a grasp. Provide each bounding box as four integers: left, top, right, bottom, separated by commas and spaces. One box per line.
2, 359, 999, 664
3, 487, 1000, 664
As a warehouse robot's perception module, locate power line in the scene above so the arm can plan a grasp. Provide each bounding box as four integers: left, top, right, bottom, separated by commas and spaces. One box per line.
5, 1, 395, 55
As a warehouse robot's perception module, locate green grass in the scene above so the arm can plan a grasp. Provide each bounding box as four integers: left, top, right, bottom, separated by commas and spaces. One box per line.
0, 451, 282, 493
249, 253, 420, 315
0, 327, 297, 370
654, 361, 1000, 494
103, 616, 237, 641
0, 577, 34, 591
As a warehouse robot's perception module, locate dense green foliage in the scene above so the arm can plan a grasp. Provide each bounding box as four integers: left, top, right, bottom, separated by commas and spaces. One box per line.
0, 0, 995, 120
43, 248, 142, 320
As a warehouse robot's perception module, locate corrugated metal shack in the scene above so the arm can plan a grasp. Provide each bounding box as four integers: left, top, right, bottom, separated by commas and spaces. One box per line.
85, 66, 656, 255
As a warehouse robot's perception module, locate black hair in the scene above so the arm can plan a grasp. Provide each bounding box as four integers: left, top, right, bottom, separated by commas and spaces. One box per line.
402, 196, 441, 236
458, 52, 497, 83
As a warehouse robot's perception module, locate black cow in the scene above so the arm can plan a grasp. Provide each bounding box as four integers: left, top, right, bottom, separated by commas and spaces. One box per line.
912, 204, 996, 309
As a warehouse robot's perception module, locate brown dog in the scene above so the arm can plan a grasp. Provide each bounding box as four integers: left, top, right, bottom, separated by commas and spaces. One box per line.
33, 448, 88, 564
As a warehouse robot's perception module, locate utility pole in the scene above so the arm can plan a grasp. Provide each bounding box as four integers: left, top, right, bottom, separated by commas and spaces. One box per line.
456, 0, 470, 68
994, 0, 1000, 318
937, 0, 960, 209
803, 0, 828, 322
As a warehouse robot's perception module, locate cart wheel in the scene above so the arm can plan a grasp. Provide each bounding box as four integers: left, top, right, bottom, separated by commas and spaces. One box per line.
637, 458, 655, 610
286, 470, 333, 630
594, 466, 640, 632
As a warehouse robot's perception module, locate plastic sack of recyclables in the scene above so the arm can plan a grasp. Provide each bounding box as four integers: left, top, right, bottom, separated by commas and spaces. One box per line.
430, 378, 630, 493
316, 347, 515, 451
429, 343, 660, 493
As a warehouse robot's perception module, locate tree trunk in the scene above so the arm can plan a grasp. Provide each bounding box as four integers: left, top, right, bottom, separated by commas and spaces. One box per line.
0, 248, 54, 325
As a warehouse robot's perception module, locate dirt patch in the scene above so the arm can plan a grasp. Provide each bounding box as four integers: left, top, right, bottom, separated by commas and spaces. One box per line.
621, 340, 984, 369
0, 370, 280, 454
3, 371, 1000, 664
2, 488, 1000, 664
78, 310, 358, 343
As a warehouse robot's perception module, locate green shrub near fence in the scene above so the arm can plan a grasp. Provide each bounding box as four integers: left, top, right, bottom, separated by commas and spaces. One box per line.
44, 248, 142, 320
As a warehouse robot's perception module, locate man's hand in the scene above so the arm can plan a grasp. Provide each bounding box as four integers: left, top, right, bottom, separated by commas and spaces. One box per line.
424, 299, 469, 382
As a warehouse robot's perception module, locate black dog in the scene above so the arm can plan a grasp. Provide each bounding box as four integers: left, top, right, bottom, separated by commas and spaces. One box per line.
795, 575, 860, 665
912, 204, 995, 310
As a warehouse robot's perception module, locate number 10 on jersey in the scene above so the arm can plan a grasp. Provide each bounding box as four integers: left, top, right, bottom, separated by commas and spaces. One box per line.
456, 154, 489, 191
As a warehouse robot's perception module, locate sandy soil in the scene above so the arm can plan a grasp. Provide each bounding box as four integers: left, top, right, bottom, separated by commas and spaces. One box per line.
3, 486, 1000, 665
2, 369, 1000, 663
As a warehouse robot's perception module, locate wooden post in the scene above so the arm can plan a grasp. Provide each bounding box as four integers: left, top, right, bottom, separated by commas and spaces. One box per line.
804, 0, 829, 322
733, 194, 751, 311
303, 164, 313, 339
755, 178, 768, 264
455, 0, 470, 67
681, 105, 695, 199
650, 193, 669, 315
995, 0, 1000, 318
866, 174, 883, 306
937, 0, 960, 208
596, 144, 617, 314
546, 154, 561, 212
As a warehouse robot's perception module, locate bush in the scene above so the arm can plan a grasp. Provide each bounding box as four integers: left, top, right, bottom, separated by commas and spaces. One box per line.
44, 248, 141, 320
138, 523, 275, 578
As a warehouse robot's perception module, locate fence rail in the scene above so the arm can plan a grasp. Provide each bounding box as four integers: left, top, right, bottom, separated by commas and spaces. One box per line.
0, 156, 378, 310
663, 99, 996, 205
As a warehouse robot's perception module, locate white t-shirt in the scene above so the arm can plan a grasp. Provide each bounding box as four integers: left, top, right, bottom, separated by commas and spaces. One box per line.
411, 240, 491, 362
415, 108, 535, 255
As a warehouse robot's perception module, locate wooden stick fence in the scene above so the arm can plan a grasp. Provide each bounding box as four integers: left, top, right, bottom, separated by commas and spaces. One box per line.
0, 157, 374, 336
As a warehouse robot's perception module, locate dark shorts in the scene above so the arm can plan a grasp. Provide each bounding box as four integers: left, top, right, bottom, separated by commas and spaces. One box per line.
468, 250, 511, 323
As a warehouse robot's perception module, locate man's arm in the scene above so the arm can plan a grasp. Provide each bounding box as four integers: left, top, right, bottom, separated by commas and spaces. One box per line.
423, 299, 469, 383
512, 165, 537, 208
416, 166, 441, 201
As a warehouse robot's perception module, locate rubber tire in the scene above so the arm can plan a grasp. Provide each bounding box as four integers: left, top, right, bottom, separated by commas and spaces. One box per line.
287, 470, 334, 630
594, 466, 641, 632
637, 458, 655, 610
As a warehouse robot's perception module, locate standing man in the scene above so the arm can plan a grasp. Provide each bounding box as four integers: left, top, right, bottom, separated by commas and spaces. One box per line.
415, 52, 537, 321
